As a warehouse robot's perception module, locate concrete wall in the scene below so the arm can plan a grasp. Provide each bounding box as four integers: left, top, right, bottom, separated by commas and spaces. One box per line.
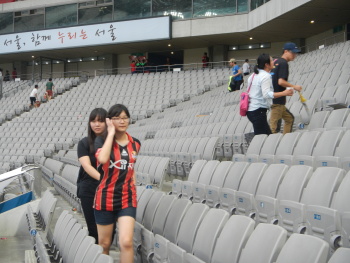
0, 63, 13, 76
305, 28, 347, 50
78, 60, 104, 76
117, 53, 133, 74
183, 48, 208, 65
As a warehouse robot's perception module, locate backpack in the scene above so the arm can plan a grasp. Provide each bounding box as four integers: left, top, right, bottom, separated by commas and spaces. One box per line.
239, 74, 255, 116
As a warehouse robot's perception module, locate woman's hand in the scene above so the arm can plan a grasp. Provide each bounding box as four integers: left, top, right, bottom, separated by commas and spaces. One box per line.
106, 118, 115, 136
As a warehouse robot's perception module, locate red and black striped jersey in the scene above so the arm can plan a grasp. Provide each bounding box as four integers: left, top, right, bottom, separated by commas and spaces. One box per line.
94, 133, 141, 211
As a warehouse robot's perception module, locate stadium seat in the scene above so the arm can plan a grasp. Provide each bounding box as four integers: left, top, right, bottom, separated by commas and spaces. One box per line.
238, 223, 287, 263
279, 167, 345, 236
219, 162, 250, 214
328, 247, 350, 263
305, 170, 350, 251
275, 234, 329, 263
211, 215, 255, 263
234, 162, 268, 218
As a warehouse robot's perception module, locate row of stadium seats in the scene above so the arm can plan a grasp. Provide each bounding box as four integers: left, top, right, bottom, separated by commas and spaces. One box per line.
29, 209, 113, 263
232, 129, 350, 170
134, 185, 350, 263
169, 160, 350, 250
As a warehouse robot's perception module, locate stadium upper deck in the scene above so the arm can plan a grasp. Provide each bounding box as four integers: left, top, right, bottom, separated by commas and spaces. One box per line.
0, 0, 349, 79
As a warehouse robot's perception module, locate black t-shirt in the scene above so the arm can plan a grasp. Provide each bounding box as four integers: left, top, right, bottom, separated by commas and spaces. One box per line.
272, 57, 289, 105
77, 137, 100, 198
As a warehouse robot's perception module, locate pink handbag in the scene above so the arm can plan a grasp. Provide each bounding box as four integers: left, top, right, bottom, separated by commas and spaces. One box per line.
239, 74, 255, 116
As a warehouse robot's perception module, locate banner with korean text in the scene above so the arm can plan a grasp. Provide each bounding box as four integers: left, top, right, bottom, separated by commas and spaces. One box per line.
0, 16, 171, 55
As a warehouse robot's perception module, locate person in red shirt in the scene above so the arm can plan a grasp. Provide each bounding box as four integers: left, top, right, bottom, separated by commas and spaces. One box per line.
94, 104, 141, 260
11, 68, 17, 80
130, 60, 136, 74
202, 52, 209, 68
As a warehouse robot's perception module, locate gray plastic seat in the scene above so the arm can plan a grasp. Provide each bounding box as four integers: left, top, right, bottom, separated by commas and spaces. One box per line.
233, 134, 267, 163
81, 244, 103, 263
211, 215, 255, 263
274, 132, 301, 164
205, 161, 233, 208
254, 164, 289, 223
256, 165, 313, 225
219, 162, 250, 214
294, 129, 343, 168
191, 209, 230, 262
328, 247, 350, 263
141, 195, 177, 262
234, 162, 268, 218
73, 236, 95, 263
94, 253, 114, 263
277, 130, 320, 167
191, 160, 220, 203
279, 167, 345, 236
182, 160, 218, 200
275, 233, 329, 263
238, 223, 287, 263
306, 170, 350, 251
172, 160, 207, 198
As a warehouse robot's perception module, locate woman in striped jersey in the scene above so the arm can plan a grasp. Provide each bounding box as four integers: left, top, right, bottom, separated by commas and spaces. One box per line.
94, 104, 141, 261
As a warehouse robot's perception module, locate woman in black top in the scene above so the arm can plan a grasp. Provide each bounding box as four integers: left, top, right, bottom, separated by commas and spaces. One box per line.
77, 108, 107, 242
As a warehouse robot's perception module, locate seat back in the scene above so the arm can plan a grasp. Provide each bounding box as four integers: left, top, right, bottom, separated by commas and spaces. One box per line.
209, 161, 233, 187
176, 203, 209, 253
275, 234, 329, 263
187, 160, 207, 183
328, 247, 350, 263
136, 189, 154, 223
245, 134, 267, 155
255, 164, 289, 198
301, 167, 345, 207
276, 165, 313, 202
143, 191, 165, 229
163, 199, 192, 243
332, 171, 350, 212
191, 209, 230, 263
211, 215, 255, 263
307, 111, 330, 130
197, 160, 220, 185
260, 133, 283, 155
312, 130, 343, 157
152, 195, 177, 235
222, 162, 249, 190
239, 223, 287, 263
238, 163, 268, 194
293, 131, 321, 155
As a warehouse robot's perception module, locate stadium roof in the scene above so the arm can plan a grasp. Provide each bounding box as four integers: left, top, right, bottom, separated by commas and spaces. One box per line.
0, 0, 349, 63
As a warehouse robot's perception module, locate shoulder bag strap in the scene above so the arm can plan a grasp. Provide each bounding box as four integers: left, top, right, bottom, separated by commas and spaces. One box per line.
247, 73, 255, 93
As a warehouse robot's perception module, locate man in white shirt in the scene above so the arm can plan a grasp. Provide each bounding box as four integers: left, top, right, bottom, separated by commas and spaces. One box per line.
242, 59, 250, 76
29, 85, 39, 107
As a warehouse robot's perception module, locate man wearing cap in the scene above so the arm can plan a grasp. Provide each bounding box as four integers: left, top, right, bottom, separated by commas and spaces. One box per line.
229, 58, 243, 91
270, 42, 302, 134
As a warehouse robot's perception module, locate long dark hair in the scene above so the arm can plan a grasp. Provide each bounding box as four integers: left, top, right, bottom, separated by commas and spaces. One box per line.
254, 53, 271, 74
88, 108, 107, 153
108, 104, 130, 118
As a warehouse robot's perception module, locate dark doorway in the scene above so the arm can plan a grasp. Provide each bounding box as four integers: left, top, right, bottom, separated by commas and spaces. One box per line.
148, 50, 184, 68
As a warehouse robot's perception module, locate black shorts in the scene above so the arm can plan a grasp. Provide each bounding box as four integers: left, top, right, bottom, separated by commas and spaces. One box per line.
234, 80, 243, 91
30, 97, 36, 105
94, 207, 136, 225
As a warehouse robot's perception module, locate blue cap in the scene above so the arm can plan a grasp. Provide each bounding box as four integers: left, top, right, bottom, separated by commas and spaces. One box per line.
283, 42, 301, 53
